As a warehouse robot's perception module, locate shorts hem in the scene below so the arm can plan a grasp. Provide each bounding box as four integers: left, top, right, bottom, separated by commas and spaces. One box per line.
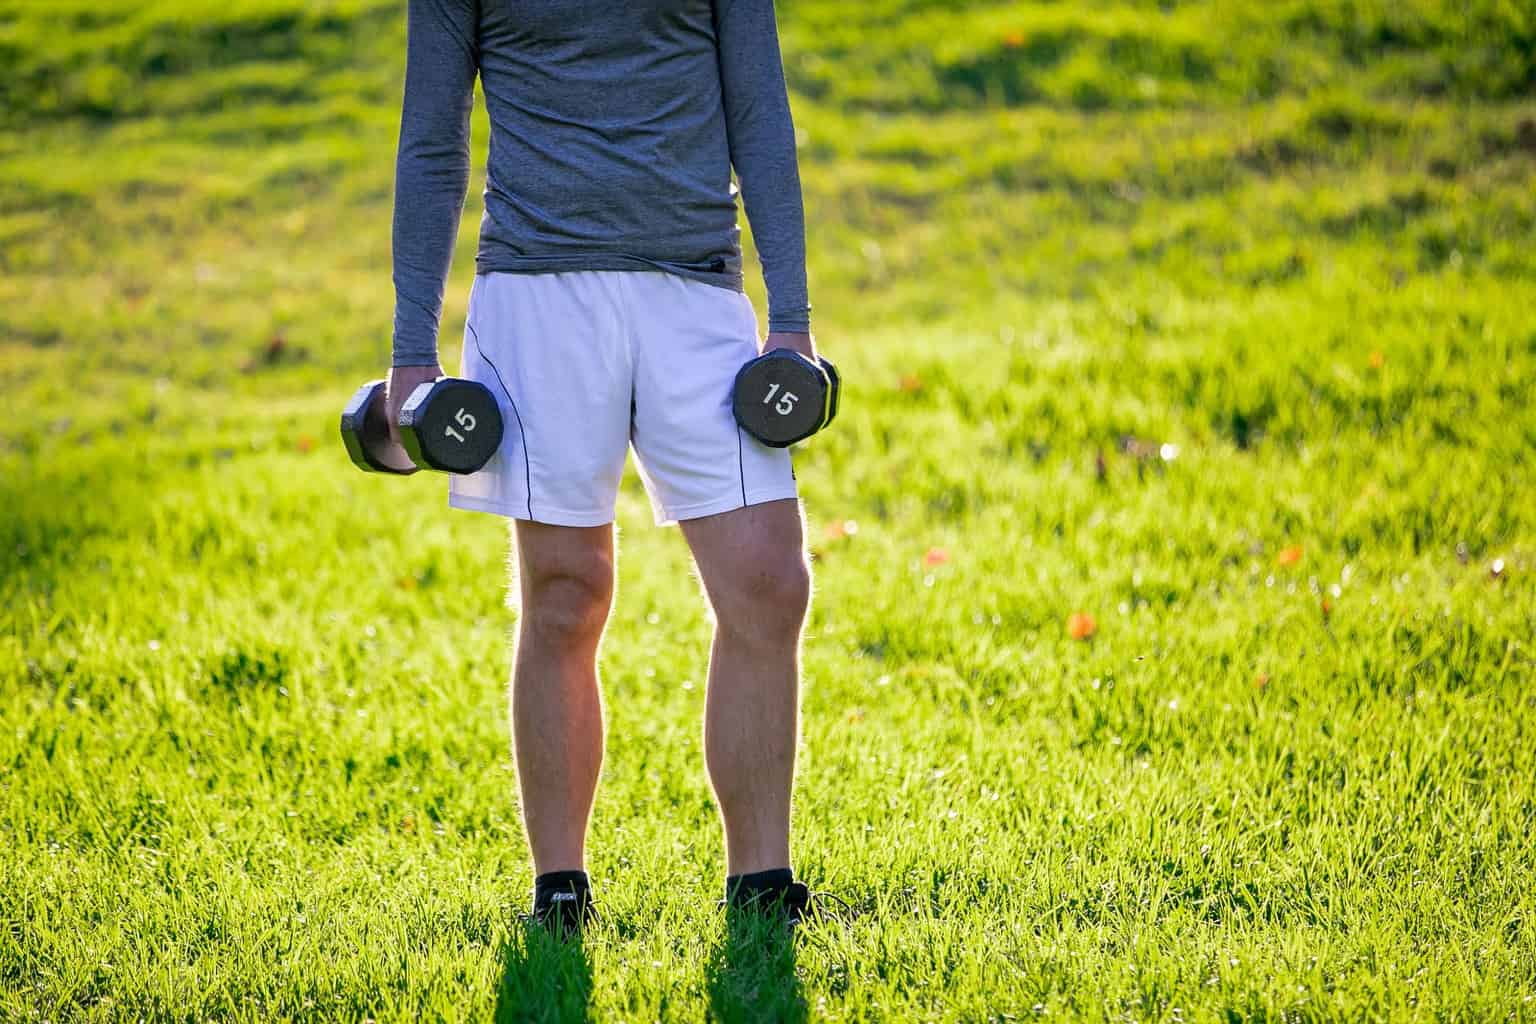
657, 486, 800, 527
448, 492, 614, 527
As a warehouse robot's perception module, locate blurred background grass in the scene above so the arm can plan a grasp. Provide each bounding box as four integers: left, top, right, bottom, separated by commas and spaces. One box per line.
3, 0, 1533, 400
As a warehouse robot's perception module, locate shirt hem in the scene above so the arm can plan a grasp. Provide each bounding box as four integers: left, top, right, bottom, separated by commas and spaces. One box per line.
476, 251, 745, 293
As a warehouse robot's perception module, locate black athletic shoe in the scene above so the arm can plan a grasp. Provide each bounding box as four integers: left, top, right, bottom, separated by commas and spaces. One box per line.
729, 882, 853, 926
520, 890, 595, 940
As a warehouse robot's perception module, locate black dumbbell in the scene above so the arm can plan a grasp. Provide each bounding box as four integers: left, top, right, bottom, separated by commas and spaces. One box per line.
340, 377, 504, 475
732, 349, 841, 448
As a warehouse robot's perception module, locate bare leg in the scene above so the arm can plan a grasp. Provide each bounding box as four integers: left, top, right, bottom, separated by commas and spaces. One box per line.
510, 520, 615, 876
680, 499, 811, 877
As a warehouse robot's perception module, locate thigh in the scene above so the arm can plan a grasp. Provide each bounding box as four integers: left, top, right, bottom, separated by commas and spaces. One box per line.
627, 274, 798, 526
513, 519, 616, 605
449, 272, 633, 526
680, 498, 806, 613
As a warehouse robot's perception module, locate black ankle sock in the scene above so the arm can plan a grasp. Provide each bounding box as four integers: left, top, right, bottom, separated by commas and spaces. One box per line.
725, 867, 794, 906
534, 870, 591, 910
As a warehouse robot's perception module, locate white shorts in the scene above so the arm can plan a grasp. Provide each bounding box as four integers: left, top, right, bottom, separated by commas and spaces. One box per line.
448, 270, 798, 527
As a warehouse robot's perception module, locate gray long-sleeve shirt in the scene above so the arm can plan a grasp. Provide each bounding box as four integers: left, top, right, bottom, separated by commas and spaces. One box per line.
392, 0, 811, 366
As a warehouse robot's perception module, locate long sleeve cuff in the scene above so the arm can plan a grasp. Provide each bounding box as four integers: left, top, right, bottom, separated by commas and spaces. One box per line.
767, 306, 812, 334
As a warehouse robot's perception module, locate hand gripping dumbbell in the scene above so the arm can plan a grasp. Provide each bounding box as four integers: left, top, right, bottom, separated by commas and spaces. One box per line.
732, 349, 841, 448
340, 377, 504, 475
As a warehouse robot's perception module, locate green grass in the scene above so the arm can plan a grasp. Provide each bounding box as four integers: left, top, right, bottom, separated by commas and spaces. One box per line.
3, 0, 1535, 1019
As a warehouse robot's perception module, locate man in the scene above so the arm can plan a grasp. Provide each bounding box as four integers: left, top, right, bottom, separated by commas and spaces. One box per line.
380, 0, 825, 934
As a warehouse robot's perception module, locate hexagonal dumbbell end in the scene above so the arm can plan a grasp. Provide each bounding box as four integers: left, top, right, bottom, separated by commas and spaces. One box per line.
818, 357, 840, 426
340, 380, 417, 475
397, 377, 505, 474
732, 349, 833, 448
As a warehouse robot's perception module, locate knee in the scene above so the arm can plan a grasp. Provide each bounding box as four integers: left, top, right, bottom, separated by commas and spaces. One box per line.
713, 553, 811, 645
521, 553, 614, 645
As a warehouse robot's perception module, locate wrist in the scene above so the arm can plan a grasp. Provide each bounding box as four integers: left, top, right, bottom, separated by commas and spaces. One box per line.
764, 330, 816, 361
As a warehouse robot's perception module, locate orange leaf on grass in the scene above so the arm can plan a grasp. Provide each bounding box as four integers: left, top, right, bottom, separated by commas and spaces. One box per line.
824, 519, 859, 541
899, 375, 924, 394
923, 546, 950, 567
1067, 611, 1097, 640
1002, 31, 1025, 48
1276, 545, 1303, 567
296, 436, 316, 453
1368, 350, 1385, 369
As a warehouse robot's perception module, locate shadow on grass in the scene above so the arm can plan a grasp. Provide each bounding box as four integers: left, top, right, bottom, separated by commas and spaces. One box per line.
706, 908, 807, 1024
494, 921, 592, 1024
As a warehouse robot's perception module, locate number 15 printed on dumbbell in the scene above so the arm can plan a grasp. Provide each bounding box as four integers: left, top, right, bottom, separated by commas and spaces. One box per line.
443, 406, 478, 444
761, 382, 801, 418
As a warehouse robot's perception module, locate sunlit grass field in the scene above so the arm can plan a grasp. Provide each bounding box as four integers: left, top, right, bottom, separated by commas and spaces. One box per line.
2, 1, 1534, 1020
